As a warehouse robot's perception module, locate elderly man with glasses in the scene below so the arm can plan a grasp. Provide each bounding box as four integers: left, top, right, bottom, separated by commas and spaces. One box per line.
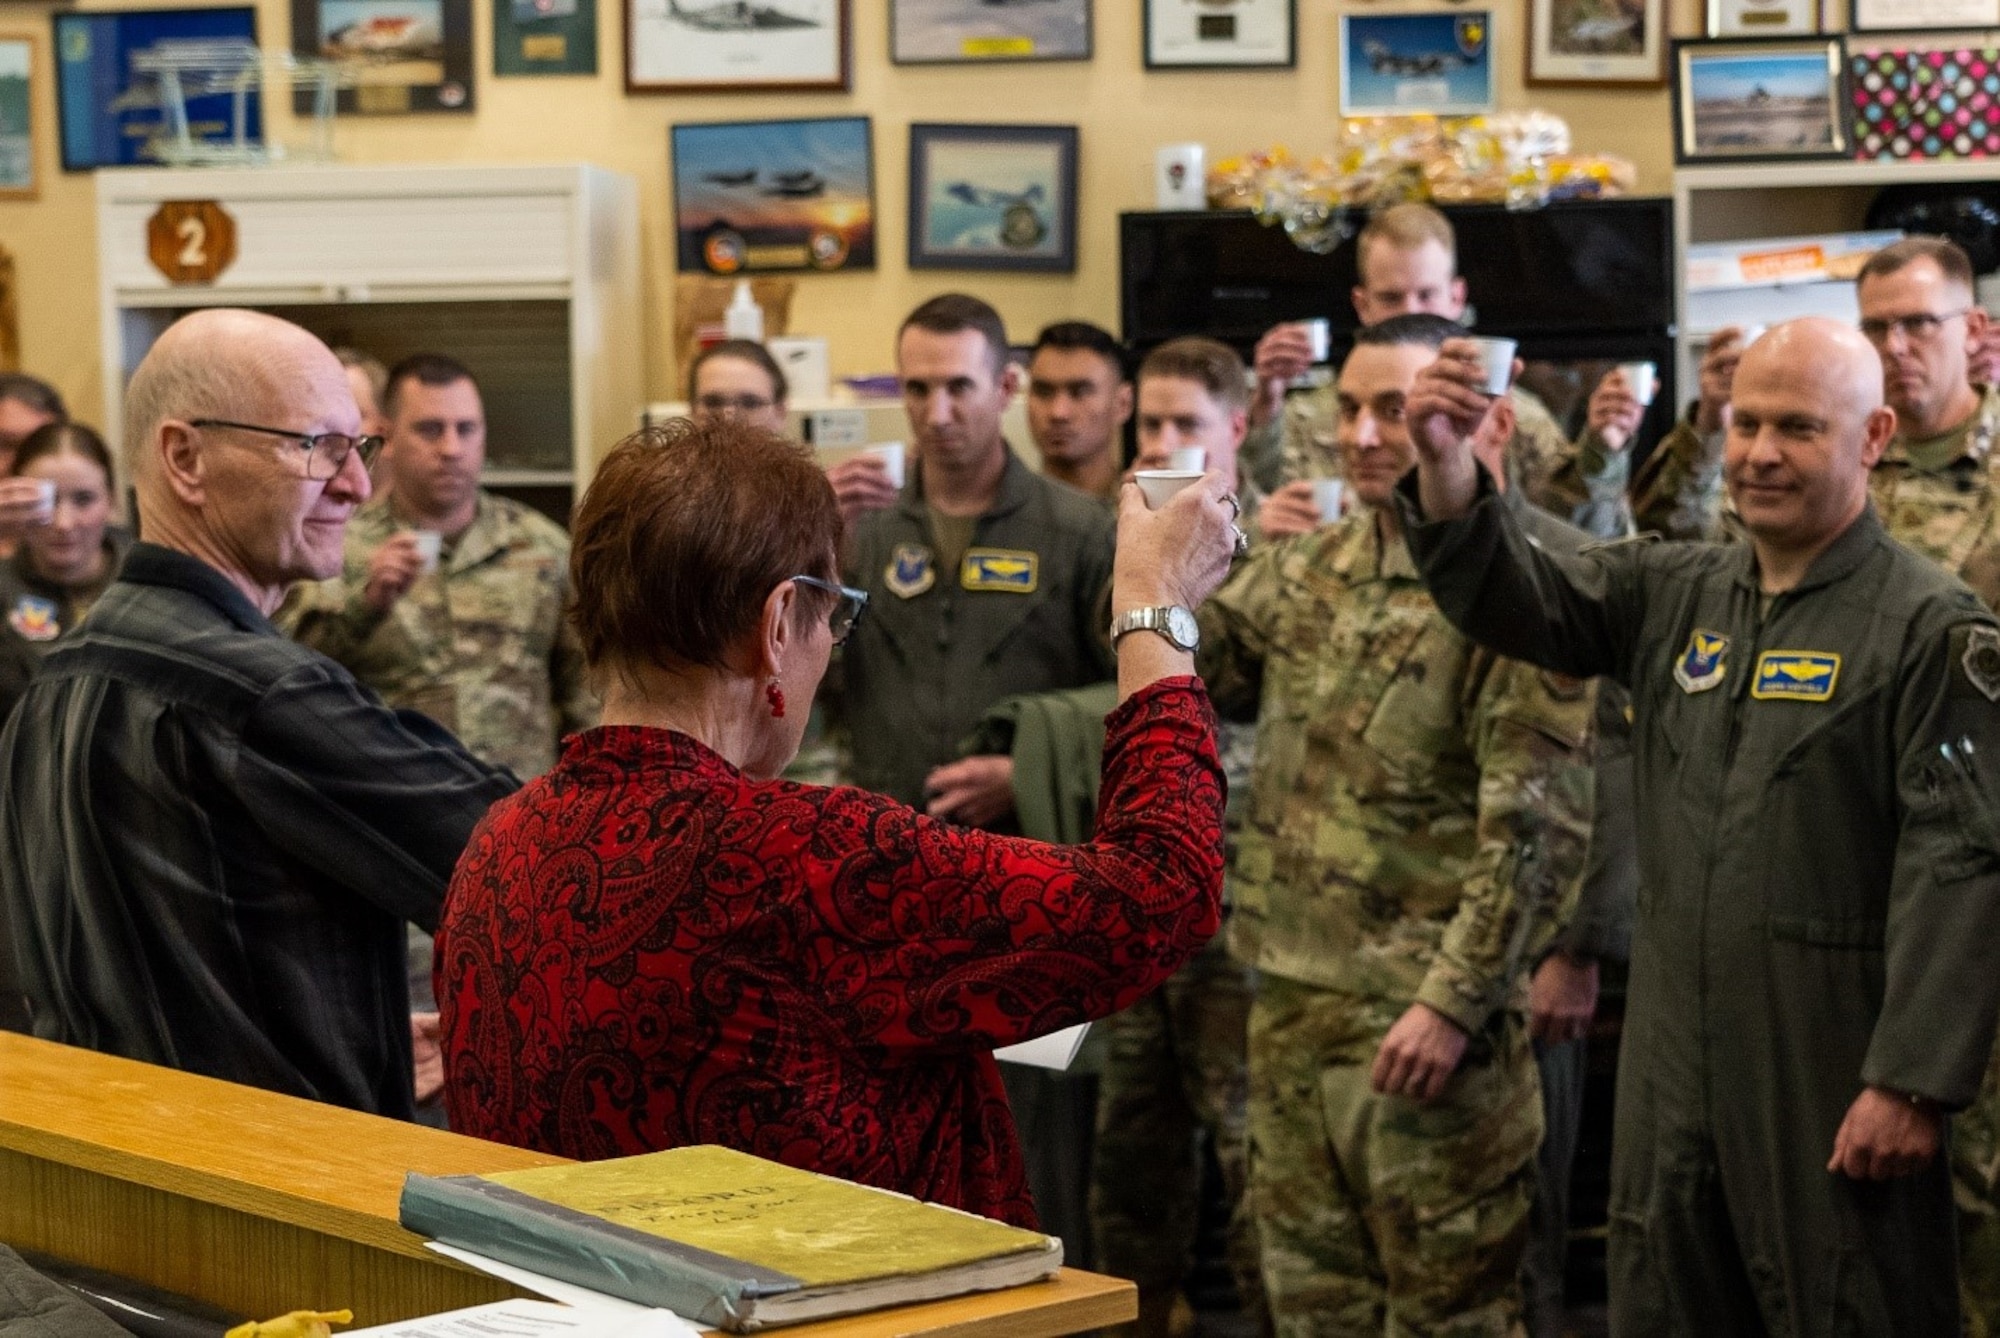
0, 309, 518, 1120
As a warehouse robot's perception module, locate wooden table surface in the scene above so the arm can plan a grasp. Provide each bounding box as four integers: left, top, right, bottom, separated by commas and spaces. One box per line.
0, 1032, 1132, 1336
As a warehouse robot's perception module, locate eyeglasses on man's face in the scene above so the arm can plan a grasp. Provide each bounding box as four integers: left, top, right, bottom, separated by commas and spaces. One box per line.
1858, 309, 1971, 346
791, 575, 869, 645
191, 418, 385, 481
694, 393, 777, 416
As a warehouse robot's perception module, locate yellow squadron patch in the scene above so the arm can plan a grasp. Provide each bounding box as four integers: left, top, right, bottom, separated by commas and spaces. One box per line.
1673, 629, 1728, 694
961, 548, 1038, 593
885, 543, 935, 599
1750, 651, 1841, 702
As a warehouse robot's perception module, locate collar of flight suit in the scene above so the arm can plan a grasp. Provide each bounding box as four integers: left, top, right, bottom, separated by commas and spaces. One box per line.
1728, 502, 1887, 599
1880, 380, 2000, 474
892, 444, 1037, 528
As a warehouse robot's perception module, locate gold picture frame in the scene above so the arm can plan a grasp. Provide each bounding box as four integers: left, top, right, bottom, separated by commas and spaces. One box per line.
0, 31, 41, 200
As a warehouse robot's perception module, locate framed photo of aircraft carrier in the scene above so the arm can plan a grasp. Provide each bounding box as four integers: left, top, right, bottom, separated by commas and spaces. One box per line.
1338, 12, 1495, 116
907, 122, 1077, 271
627, 0, 847, 92
1528, 0, 1666, 85
1144, 0, 1293, 68
890, 0, 1091, 65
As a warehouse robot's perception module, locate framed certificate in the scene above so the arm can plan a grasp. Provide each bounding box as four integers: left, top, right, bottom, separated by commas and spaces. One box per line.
1144, 0, 1295, 69
1708, 0, 1819, 36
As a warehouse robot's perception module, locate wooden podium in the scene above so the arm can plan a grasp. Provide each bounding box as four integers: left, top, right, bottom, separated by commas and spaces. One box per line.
0, 1033, 1133, 1335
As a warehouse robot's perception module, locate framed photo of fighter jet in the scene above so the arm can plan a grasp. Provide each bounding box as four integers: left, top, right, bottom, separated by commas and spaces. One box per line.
627, 0, 847, 92
1528, 0, 1666, 85
1339, 12, 1495, 116
672, 116, 875, 273
907, 122, 1077, 272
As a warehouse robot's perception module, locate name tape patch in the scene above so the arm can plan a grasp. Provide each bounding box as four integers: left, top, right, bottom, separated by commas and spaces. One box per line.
1750, 651, 1841, 702
961, 549, 1038, 593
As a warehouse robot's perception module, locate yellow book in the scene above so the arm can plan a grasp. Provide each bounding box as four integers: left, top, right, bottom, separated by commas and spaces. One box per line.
399, 1146, 1062, 1331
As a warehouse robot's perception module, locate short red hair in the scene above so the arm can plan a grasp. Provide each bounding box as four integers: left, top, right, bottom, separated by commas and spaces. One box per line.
568, 419, 842, 676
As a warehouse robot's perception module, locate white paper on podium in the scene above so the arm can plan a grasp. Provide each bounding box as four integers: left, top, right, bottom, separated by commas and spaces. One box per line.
345, 1298, 674, 1337
994, 1022, 1089, 1070
420, 1242, 702, 1338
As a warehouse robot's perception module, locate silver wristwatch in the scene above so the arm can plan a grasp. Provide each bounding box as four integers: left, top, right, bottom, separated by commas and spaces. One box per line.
1108, 605, 1200, 652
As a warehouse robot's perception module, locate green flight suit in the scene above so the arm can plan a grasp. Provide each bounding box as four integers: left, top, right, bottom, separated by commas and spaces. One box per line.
838, 449, 1116, 810
1196, 509, 1597, 1335
1403, 476, 2000, 1336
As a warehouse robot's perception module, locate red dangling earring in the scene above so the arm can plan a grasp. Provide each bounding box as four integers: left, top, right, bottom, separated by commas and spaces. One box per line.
765, 682, 786, 719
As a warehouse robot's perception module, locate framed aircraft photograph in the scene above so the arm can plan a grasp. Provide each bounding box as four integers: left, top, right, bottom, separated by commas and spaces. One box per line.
291, 0, 476, 113
671, 115, 875, 275
1529, 0, 1666, 85
890, 0, 1091, 65
907, 122, 1078, 272
628, 0, 847, 92
1339, 12, 1495, 116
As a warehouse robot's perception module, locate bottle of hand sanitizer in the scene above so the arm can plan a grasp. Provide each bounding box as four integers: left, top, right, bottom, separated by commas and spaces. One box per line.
724, 281, 763, 342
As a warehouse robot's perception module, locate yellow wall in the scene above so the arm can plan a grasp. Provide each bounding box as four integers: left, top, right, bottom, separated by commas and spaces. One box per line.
0, 0, 1688, 430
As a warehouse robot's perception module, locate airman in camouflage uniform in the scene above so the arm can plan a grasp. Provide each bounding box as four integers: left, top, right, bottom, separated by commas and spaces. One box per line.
1091, 340, 1266, 1338
1198, 317, 1597, 1335
282, 491, 595, 780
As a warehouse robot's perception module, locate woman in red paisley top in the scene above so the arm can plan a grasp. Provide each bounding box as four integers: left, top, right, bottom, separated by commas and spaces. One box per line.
436, 418, 1238, 1228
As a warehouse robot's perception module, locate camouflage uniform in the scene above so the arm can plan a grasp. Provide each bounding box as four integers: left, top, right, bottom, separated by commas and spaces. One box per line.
1265, 384, 1630, 538
1090, 477, 1268, 1334
281, 491, 597, 783
1195, 510, 1597, 1336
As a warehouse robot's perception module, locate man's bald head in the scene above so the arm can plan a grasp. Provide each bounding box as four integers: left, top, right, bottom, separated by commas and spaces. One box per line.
124, 309, 368, 614
1737, 317, 1887, 423
125, 310, 345, 491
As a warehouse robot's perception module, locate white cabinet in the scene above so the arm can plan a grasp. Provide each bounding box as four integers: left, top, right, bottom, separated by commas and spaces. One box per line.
96, 162, 643, 506
1672, 158, 1999, 394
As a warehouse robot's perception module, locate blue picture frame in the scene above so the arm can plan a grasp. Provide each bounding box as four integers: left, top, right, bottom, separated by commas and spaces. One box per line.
1338, 11, 1495, 117
53, 6, 260, 171
907, 122, 1078, 273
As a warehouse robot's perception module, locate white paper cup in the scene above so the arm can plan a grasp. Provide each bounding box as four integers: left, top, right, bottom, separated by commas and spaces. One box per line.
1738, 324, 1766, 348
867, 441, 906, 489
30, 480, 54, 522
1617, 361, 1659, 407
1311, 478, 1346, 522
1135, 469, 1204, 510
1303, 319, 1332, 364
1467, 337, 1517, 396
409, 529, 443, 575
1163, 447, 1206, 472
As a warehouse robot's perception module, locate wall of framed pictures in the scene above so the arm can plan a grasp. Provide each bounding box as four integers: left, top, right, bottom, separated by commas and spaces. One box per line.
0, 0, 1704, 434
